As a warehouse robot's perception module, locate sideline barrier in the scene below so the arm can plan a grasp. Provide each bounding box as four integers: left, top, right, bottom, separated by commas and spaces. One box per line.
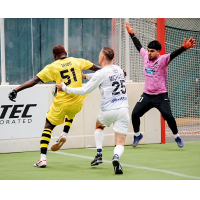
0, 83, 161, 153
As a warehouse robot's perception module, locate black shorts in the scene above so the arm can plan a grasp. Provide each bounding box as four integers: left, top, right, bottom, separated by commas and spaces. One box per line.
132, 92, 173, 120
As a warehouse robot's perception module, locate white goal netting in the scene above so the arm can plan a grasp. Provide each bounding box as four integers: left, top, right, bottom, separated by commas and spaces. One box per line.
165, 18, 200, 135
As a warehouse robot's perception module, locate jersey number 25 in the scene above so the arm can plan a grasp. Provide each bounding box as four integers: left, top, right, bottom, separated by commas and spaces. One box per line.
112, 80, 126, 95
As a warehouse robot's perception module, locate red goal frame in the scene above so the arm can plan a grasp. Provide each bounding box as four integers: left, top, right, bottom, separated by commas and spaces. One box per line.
157, 18, 166, 144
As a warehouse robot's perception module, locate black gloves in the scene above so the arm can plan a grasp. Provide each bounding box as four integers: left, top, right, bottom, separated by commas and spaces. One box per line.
8, 89, 17, 102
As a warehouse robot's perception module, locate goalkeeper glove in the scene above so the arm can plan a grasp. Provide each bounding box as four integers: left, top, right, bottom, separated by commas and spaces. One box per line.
126, 22, 134, 34
182, 38, 195, 50
8, 89, 17, 102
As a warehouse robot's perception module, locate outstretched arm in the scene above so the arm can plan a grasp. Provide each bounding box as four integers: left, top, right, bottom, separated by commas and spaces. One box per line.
56, 73, 102, 96
126, 22, 142, 52
170, 37, 195, 61
15, 76, 41, 92
8, 76, 41, 102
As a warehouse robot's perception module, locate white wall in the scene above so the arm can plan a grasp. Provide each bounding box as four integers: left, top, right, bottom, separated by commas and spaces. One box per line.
0, 83, 161, 153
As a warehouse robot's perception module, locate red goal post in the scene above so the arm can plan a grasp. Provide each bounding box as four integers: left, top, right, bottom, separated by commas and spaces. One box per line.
157, 18, 166, 144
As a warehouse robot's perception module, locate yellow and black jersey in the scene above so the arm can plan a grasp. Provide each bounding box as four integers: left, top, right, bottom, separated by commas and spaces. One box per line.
37, 57, 93, 106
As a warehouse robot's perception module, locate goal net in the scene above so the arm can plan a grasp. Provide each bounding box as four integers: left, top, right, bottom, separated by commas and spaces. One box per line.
165, 18, 200, 135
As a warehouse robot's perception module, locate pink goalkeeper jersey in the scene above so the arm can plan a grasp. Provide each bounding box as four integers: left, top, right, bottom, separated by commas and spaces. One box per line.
140, 48, 171, 95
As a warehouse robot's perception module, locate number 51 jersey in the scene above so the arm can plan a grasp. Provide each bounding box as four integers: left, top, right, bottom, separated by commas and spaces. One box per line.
36, 57, 93, 105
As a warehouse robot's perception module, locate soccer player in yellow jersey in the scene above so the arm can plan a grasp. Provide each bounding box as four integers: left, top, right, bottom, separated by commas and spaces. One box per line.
8, 45, 101, 168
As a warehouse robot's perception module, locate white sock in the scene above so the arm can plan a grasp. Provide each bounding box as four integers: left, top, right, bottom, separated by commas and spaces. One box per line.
134, 132, 140, 137
95, 129, 104, 150
61, 132, 67, 137
173, 133, 180, 139
114, 145, 124, 159
40, 153, 46, 161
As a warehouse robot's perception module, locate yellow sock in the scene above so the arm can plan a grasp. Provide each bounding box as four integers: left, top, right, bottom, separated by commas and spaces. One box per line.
63, 117, 73, 133
40, 128, 52, 154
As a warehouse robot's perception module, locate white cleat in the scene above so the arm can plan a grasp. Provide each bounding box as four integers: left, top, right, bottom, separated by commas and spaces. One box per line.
34, 160, 47, 168
51, 134, 67, 151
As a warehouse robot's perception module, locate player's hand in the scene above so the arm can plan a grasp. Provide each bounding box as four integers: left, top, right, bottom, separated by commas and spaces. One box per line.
56, 79, 66, 92
8, 89, 17, 102
126, 22, 134, 34
182, 38, 195, 49
123, 69, 127, 77
56, 83, 63, 91
81, 69, 86, 79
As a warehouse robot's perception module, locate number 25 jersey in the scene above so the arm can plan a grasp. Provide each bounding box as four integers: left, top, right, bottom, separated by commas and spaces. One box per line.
67, 64, 129, 111
36, 57, 93, 105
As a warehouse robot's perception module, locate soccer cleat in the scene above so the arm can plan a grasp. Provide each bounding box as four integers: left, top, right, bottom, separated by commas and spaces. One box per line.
51, 133, 67, 151
33, 160, 47, 168
175, 137, 184, 148
132, 133, 143, 147
91, 154, 103, 166
112, 155, 123, 174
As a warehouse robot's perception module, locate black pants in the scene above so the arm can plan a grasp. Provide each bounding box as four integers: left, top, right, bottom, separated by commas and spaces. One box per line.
132, 92, 178, 135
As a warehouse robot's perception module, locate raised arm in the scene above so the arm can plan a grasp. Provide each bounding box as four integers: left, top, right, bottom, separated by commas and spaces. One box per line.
170, 37, 195, 61
126, 22, 142, 52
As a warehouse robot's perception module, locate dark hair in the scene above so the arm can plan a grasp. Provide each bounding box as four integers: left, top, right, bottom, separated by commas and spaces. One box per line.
102, 47, 114, 61
53, 45, 67, 57
147, 40, 161, 51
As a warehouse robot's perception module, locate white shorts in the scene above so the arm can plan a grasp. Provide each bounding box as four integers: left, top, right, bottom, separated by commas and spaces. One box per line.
97, 107, 130, 135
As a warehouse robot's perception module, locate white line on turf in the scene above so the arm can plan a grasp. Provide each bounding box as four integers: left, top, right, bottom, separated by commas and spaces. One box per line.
50, 151, 200, 180
183, 141, 200, 144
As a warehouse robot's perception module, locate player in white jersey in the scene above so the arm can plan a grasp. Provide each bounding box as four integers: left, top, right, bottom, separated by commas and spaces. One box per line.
56, 47, 130, 174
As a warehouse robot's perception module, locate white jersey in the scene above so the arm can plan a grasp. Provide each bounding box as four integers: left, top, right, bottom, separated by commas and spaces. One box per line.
65, 64, 129, 111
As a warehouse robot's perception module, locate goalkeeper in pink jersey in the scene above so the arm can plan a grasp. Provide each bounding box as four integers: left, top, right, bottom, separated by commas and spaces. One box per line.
126, 22, 195, 148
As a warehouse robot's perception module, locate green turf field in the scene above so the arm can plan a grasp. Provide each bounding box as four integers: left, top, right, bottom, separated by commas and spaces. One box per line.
0, 141, 200, 180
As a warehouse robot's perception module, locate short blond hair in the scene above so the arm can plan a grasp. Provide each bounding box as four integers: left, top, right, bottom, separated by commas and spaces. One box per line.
102, 47, 114, 61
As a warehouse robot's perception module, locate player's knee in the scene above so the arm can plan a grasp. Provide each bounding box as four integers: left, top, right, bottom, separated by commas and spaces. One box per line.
96, 119, 105, 130
45, 118, 56, 130
96, 126, 104, 130
162, 113, 173, 121
115, 132, 126, 145
132, 109, 141, 119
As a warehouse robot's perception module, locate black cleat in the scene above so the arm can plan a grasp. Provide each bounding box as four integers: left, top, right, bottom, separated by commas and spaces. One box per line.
112, 155, 123, 174
91, 154, 103, 166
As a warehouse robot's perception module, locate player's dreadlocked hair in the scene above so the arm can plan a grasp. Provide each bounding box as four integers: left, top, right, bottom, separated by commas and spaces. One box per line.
53, 45, 67, 57
102, 47, 114, 61
148, 40, 162, 51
